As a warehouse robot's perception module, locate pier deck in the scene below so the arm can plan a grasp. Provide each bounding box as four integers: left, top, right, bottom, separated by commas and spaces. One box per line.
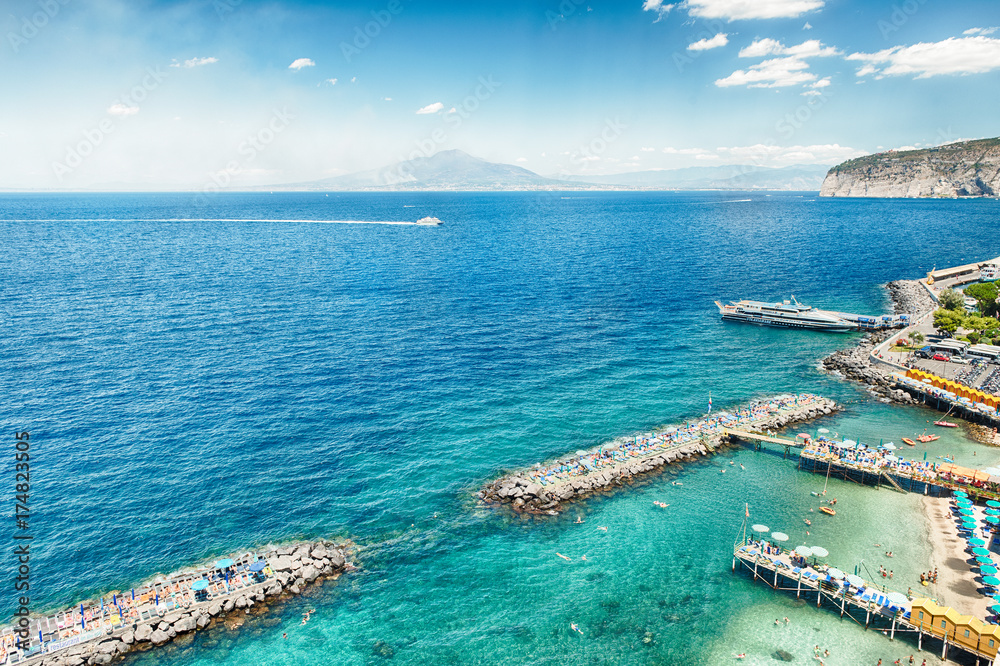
733, 541, 1000, 664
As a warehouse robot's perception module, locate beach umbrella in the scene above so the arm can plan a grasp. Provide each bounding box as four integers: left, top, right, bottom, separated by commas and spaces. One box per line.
978, 556, 995, 565
982, 566, 998, 575
887, 592, 909, 605
846, 574, 865, 587
575, 450, 588, 457
986, 509, 1000, 516
989, 501, 1000, 509
794, 546, 813, 557
991, 604, 1000, 615
191, 580, 209, 591
970, 538, 988, 547
987, 516, 1000, 525
249, 561, 267, 572
960, 508, 975, 517
974, 547, 992, 557
752, 524, 770, 533
771, 532, 789, 542
842, 439, 857, 447
984, 576, 1000, 587
963, 521, 979, 530
958, 499, 973, 506
811, 546, 829, 558
215, 558, 234, 569
884, 442, 897, 450
827, 568, 845, 580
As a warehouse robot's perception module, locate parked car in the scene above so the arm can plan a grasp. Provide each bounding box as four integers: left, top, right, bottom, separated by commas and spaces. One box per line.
951, 357, 970, 364
915, 346, 933, 359
932, 353, 951, 361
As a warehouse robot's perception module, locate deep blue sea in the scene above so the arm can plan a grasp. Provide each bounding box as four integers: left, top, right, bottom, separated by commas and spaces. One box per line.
1, 191, 999, 665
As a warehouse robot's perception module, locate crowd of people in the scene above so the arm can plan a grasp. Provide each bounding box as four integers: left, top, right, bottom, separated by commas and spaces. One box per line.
805, 438, 941, 482
525, 394, 826, 486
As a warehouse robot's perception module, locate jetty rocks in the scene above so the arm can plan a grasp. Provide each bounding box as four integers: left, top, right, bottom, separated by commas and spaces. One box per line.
480, 395, 839, 515
822, 279, 935, 403
26, 540, 349, 666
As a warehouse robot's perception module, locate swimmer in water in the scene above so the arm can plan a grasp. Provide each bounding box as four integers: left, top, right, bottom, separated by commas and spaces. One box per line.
574, 517, 584, 524
570, 623, 583, 635
556, 553, 571, 561
740, 464, 746, 470
596, 526, 607, 532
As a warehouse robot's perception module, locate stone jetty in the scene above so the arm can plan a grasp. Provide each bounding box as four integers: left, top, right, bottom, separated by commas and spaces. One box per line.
6, 540, 350, 666
480, 394, 839, 514
821, 278, 935, 403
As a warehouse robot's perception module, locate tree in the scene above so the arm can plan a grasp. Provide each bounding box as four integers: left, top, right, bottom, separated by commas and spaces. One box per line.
911, 332, 925, 344
939, 288, 965, 311
933, 308, 962, 335
968, 332, 981, 344
965, 282, 999, 317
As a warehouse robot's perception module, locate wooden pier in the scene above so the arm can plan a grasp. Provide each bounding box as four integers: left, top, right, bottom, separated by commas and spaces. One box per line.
733, 541, 1000, 664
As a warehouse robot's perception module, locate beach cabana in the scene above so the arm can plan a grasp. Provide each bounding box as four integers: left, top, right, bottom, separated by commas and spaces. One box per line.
912, 599, 947, 638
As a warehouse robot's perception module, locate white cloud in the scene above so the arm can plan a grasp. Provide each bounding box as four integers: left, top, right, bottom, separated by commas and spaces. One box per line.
325, 78, 338, 86
809, 77, 831, 88
381, 96, 392, 101
688, 32, 729, 51
182, 56, 217, 68
416, 102, 444, 115
964, 27, 998, 36
714, 143, 862, 164
720, 39, 837, 88
351, 77, 357, 83
641, 147, 655, 152
288, 58, 315, 70
107, 103, 139, 117
803, 21, 812, 29
516, 157, 528, 162
848, 36, 1000, 79
642, 0, 675, 21
683, 0, 823, 21
715, 56, 815, 87
738, 38, 839, 58
663, 147, 712, 155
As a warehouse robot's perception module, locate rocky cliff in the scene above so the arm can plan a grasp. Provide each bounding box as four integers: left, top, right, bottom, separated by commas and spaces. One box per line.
820, 138, 1000, 197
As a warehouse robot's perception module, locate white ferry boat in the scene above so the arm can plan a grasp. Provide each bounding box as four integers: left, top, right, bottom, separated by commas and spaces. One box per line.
715, 297, 855, 332
981, 264, 999, 281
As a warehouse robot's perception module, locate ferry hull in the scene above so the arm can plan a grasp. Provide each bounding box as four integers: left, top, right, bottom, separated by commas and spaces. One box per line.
720, 313, 854, 332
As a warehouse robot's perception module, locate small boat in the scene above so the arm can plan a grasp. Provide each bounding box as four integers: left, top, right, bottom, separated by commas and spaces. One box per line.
819, 506, 836, 516
934, 421, 959, 428
902, 438, 916, 446
918, 434, 940, 443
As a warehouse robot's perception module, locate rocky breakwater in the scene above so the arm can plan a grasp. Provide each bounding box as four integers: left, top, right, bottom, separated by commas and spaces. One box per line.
25, 540, 349, 666
822, 279, 935, 403
479, 395, 839, 515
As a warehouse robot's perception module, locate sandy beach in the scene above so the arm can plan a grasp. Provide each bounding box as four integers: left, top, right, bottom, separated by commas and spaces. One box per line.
921, 495, 992, 620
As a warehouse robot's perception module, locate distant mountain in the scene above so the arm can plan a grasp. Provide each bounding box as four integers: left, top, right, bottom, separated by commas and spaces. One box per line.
821, 138, 1000, 198
265, 150, 830, 192
274, 150, 575, 191
557, 164, 829, 190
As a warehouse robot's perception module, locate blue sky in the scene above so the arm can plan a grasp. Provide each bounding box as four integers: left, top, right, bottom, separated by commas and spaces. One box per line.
1, 0, 999, 188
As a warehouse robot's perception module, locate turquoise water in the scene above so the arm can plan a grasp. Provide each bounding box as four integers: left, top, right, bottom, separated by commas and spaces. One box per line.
1, 192, 998, 664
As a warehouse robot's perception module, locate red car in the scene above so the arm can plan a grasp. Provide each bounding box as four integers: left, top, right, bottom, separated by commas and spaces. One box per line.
932, 353, 950, 361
